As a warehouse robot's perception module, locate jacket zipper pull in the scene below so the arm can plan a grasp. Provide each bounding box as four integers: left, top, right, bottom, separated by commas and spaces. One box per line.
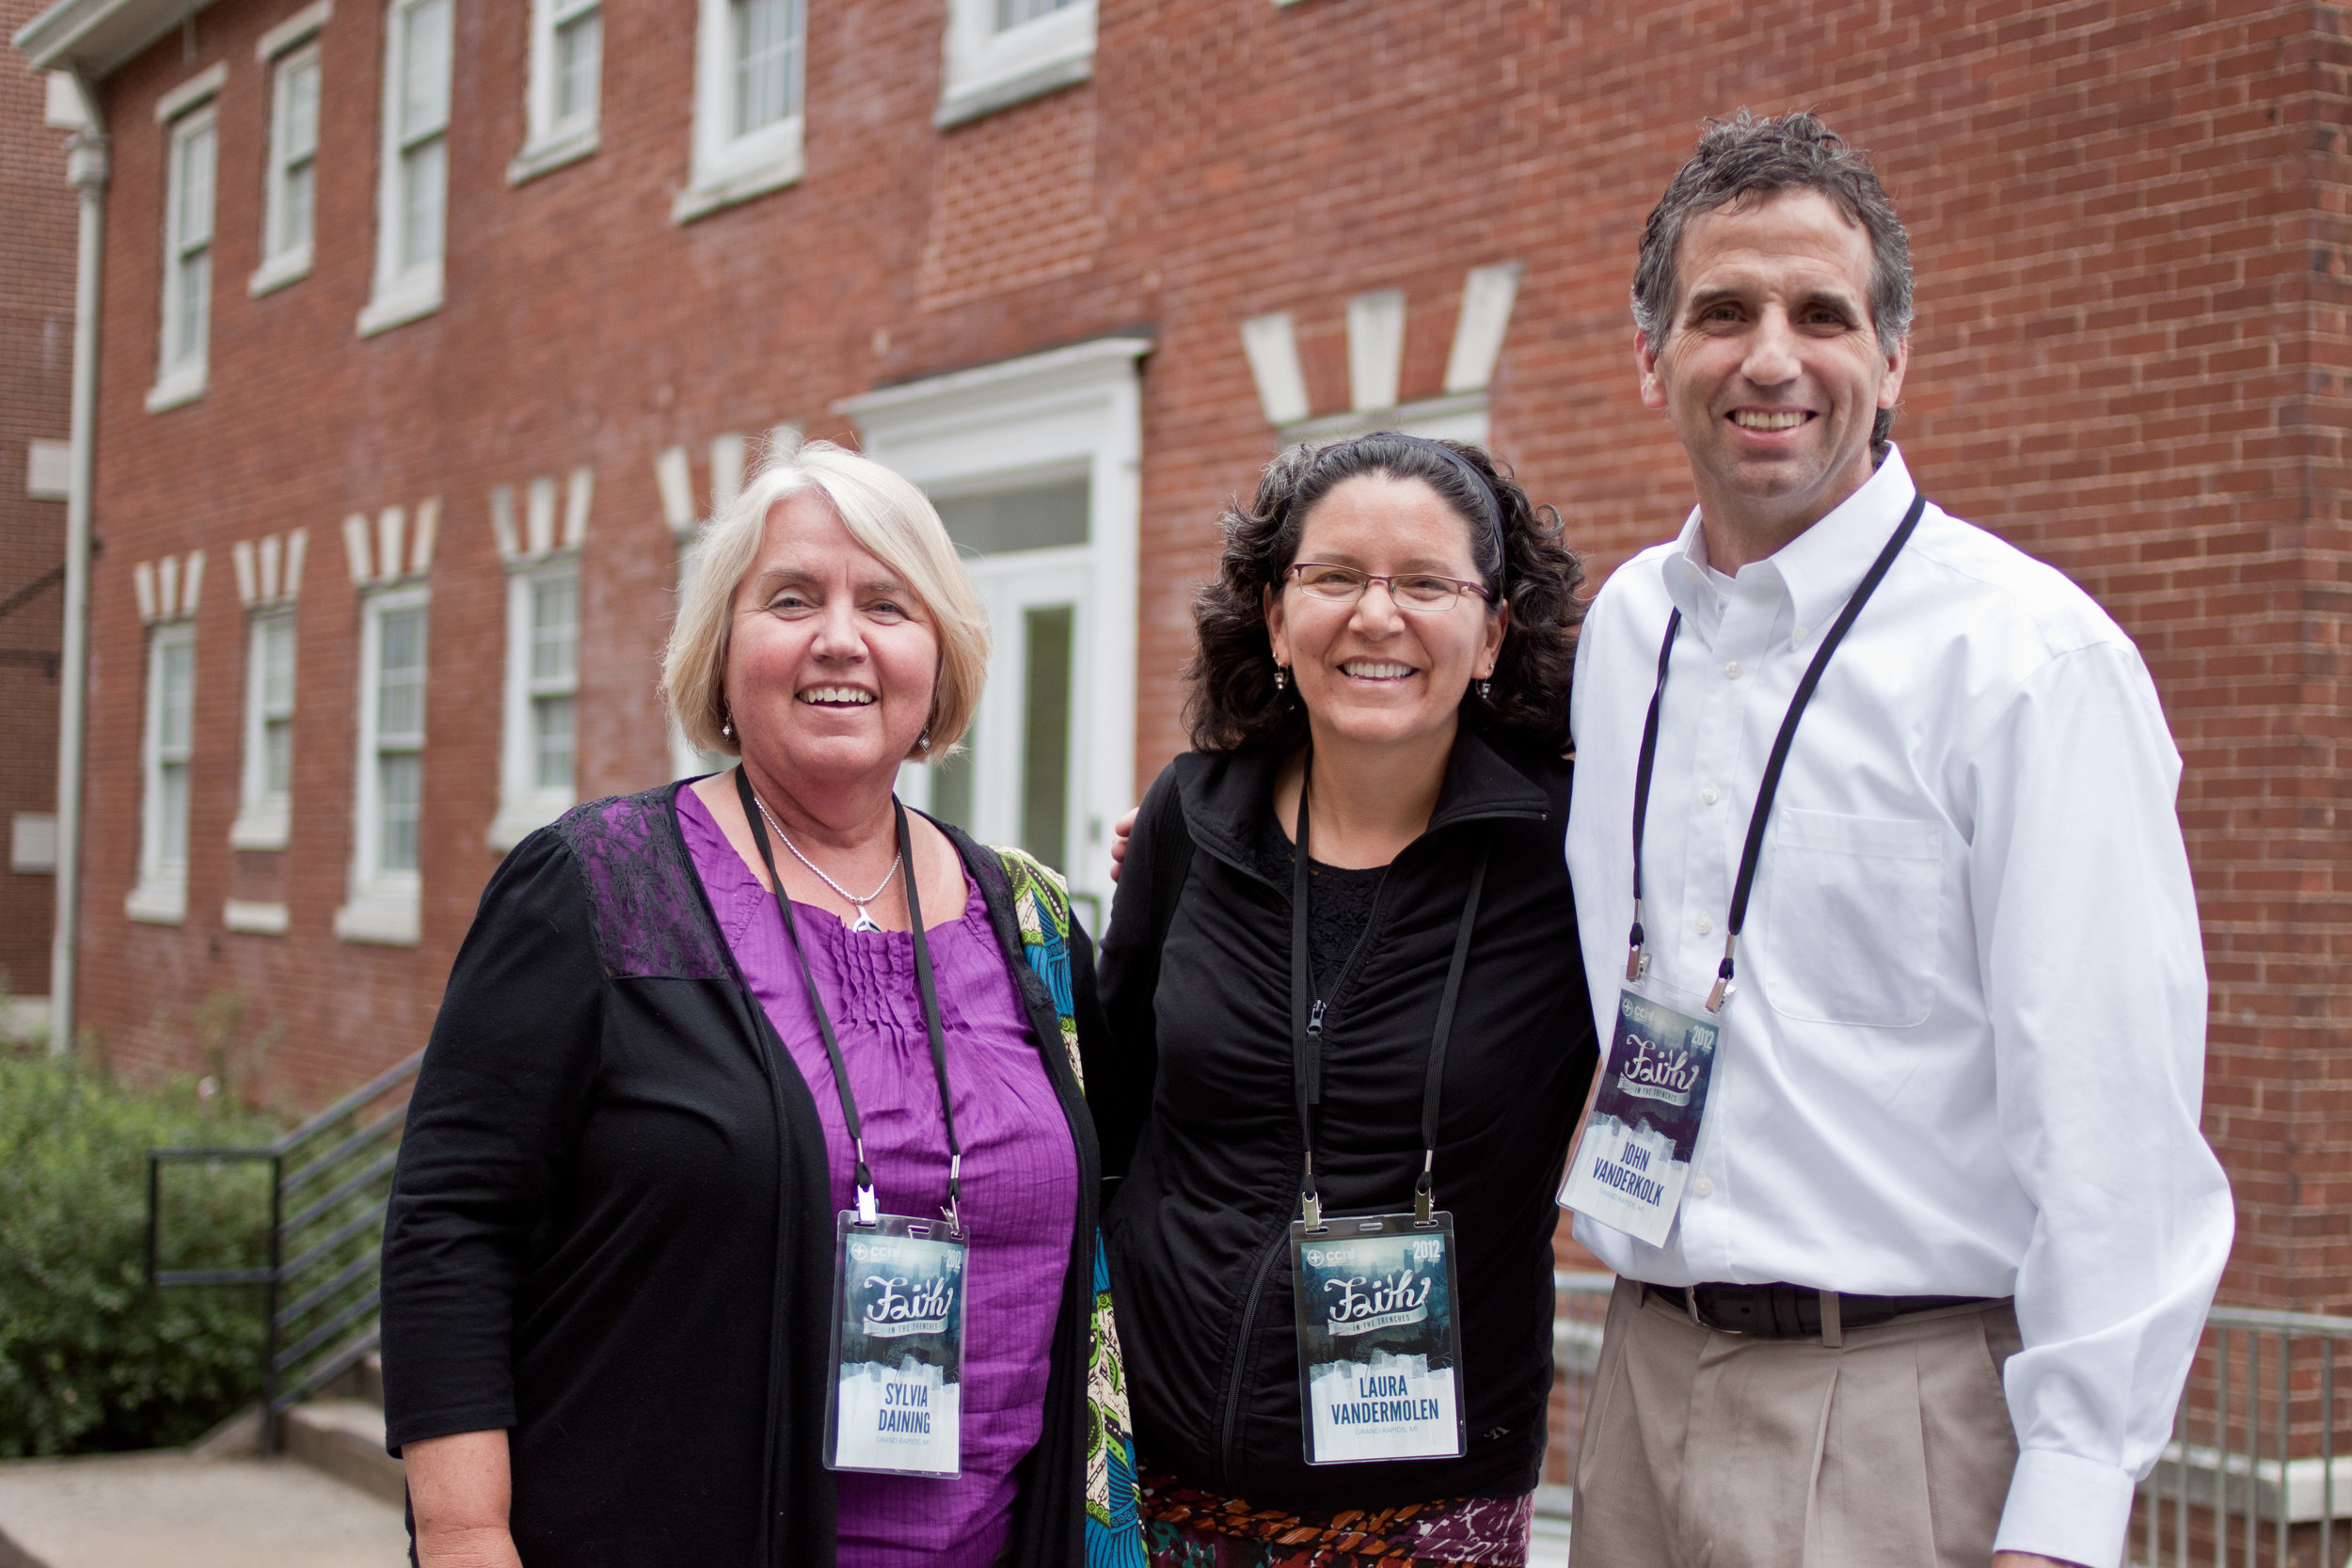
1308, 999, 1327, 1036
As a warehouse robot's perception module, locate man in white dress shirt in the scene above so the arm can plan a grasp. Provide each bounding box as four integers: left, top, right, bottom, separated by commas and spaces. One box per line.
1562, 112, 2234, 1568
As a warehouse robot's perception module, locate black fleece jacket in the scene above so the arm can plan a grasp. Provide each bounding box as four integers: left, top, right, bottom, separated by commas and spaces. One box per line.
1089, 736, 1598, 1510
380, 783, 1109, 1568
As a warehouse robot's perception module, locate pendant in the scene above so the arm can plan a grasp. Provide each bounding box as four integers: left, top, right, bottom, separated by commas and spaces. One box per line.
848, 906, 882, 934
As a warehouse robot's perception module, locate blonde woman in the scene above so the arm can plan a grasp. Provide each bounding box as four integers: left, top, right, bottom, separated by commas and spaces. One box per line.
382, 441, 1136, 1568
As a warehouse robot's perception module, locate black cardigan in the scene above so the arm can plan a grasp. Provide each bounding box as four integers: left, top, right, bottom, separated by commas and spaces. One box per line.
380, 782, 1110, 1568
1089, 736, 1597, 1510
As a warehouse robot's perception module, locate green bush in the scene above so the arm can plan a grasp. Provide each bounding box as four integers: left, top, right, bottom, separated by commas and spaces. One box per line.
0, 1053, 284, 1456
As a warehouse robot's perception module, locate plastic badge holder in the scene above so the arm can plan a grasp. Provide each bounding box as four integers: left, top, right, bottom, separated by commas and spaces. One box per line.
824, 1212, 967, 1478
1291, 1209, 1468, 1465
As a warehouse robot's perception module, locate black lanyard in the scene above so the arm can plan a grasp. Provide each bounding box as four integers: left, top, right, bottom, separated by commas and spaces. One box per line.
1626, 491, 1926, 1013
735, 767, 963, 1234
1290, 758, 1490, 1229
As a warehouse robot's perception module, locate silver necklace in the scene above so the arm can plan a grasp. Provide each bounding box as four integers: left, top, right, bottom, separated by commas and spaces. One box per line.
751, 792, 902, 934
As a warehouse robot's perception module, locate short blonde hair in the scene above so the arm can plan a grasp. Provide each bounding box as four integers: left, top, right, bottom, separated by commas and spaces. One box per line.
662, 438, 990, 760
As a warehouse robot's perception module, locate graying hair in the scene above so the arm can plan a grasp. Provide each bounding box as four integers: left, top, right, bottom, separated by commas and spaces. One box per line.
1631, 110, 1914, 452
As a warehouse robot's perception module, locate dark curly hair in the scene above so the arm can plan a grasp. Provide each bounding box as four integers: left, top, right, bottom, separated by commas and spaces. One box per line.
1184, 433, 1585, 755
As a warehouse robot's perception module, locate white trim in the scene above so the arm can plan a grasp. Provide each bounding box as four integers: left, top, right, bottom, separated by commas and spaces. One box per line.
934, 0, 1092, 129
335, 585, 427, 946
151, 59, 224, 122
513, 0, 599, 183
149, 102, 215, 413
1279, 389, 1489, 448
11, 813, 58, 873
487, 556, 580, 850
129, 620, 195, 925
1344, 288, 1406, 413
1443, 261, 1522, 395
675, 0, 803, 223
255, 0, 331, 60
229, 607, 295, 850
1240, 312, 1309, 426
222, 898, 289, 934
26, 438, 72, 499
359, 0, 451, 337
251, 40, 321, 295
840, 336, 1147, 914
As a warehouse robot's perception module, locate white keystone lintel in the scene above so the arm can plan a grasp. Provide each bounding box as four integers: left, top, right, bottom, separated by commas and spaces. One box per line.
1239, 313, 1310, 427
222, 898, 290, 934
1345, 289, 1406, 415
1445, 261, 1523, 395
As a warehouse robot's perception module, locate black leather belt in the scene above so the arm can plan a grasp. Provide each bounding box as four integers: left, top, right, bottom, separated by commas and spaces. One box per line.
1642, 1280, 1994, 1339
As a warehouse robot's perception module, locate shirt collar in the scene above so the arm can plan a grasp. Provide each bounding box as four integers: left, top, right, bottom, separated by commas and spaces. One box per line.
1661, 445, 1918, 645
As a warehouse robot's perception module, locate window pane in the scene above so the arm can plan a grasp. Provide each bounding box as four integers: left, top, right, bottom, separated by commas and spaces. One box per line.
377, 607, 426, 743
533, 694, 575, 790
279, 162, 315, 258
929, 743, 974, 833
179, 122, 215, 248
160, 762, 190, 868
932, 479, 1089, 557
1019, 605, 1073, 870
555, 10, 600, 123
378, 753, 421, 872
530, 576, 578, 685
261, 616, 296, 714
401, 0, 453, 138
730, 0, 802, 137
400, 136, 446, 270
263, 717, 293, 798
159, 638, 195, 755
284, 56, 320, 161
175, 249, 210, 365
996, 0, 1077, 29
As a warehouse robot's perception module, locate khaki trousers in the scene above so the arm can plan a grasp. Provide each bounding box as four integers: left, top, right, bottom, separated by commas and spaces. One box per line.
1570, 1277, 2023, 1568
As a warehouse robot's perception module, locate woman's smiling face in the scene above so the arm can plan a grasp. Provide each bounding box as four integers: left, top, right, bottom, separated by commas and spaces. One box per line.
725, 491, 940, 795
1265, 474, 1505, 753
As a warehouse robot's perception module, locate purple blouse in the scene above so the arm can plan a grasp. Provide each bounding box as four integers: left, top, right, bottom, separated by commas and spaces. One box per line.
678, 787, 1079, 1568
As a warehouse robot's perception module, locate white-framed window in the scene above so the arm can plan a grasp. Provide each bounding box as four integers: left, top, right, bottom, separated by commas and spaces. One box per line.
511, 0, 600, 182
488, 561, 578, 848
251, 40, 322, 294
230, 610, 297, 849
675, 0, 804, 223
358, 0, 453, 337
841, 336, 1147, 925
128, 622, 197, 923
935, 0, 1091, 129
149, 98, 218, 412
335, 587, 429, 943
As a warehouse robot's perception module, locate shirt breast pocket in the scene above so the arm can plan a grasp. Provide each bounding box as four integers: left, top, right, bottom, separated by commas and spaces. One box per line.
1760, 808, 1944, 1028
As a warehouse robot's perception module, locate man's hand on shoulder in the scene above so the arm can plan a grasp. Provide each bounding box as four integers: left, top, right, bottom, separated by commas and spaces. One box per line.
1108, 806, 1138, 883
1994, 1554, 2090, 1568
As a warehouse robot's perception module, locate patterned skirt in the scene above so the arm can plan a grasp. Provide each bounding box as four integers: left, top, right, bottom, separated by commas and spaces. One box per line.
1137, 1468, 1534, 1567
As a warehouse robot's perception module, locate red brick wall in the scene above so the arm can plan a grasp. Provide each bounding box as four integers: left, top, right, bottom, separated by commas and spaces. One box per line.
64, 0, 2351, 1307
0, 0, 73, 1013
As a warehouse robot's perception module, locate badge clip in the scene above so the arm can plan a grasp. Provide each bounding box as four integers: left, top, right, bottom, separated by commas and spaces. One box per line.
1413, 1158, 1436, 1227
1704, 936, 1737, 1014
1625, 911, 1650, 983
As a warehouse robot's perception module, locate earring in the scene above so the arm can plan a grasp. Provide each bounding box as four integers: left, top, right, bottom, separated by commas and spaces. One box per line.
1274, 664, 1288, 693
1477, 678, 1493, 703
918, 730, 932, 752
722, 716, 736, 741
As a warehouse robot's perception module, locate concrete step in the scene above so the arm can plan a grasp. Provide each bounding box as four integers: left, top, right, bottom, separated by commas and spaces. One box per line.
279, 1400, 405, 1509
0, 1451, 406, 1568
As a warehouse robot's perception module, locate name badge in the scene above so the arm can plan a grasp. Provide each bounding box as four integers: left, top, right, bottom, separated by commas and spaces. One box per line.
1557, 989, 1720, 1247
1290, 1212, 1468, 1465
824, 1212, 966, 1477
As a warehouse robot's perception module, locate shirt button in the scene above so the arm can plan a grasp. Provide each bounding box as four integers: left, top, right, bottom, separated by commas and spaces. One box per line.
1695, 915, 1713, 936
1701, 785, 1720, 805
1724, 660, 1743, 679
1792, 625, 1810, 646
1692, 1177, 1714, 1198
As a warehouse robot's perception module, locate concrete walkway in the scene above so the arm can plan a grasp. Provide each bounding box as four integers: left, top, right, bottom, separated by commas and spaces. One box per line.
0, 1450, 407, 1568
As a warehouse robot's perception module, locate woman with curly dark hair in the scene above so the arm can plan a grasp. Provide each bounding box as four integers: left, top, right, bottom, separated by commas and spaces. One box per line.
1084, 433, 1599, 1567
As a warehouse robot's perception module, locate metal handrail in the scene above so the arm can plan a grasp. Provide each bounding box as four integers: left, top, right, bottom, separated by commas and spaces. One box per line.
145, 1052, 422, 1453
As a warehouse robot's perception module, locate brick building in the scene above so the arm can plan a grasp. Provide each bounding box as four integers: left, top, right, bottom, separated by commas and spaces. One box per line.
0, 0, 73, 1032
13, 0, 2349, 1316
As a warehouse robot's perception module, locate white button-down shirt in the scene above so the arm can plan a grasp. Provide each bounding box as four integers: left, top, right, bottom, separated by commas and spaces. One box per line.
1565, 448, 2234, 1567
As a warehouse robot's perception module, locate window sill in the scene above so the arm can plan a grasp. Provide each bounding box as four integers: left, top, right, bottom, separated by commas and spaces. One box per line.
486, 794, 571, 852
934, 40, 1092, 129
145, 370, 206, 415
357, 275, 444, 339
248, 248, 312, 297
223, 898, 289, 935
125, 875, 187, 924
333, 883, 420, 945
228, 807, 290, 851
508, 123, 599, 186
672, 146, 804, 225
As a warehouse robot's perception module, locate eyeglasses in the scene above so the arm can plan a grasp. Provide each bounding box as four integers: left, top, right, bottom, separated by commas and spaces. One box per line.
1282, 562, 1492, 611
